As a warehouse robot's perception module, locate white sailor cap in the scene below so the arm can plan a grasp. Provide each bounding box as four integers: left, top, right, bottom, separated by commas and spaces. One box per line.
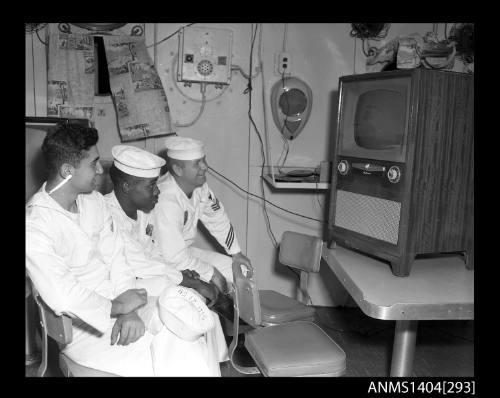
164, 136, 205, 161
158, 285, 214, 341
111, 145, 166, 178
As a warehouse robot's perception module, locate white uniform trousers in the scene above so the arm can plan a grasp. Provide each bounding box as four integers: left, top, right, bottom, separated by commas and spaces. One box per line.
62, 297, 227, 376
188, 247, 234, 284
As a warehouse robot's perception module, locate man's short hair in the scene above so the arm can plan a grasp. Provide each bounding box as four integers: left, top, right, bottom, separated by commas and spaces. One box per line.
41, 123, 99, 176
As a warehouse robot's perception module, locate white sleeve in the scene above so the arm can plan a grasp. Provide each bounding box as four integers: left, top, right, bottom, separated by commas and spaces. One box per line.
121, 229, 183, 285
199, 188, 241, 255
105, 203, 183, 287
153, 197, 215, 282
26, 221, 112, 334
135, 276, 174, 297
98, 198, 137, 297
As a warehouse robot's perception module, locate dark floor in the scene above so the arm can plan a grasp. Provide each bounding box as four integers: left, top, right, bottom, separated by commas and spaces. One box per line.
26, 306, 474, 377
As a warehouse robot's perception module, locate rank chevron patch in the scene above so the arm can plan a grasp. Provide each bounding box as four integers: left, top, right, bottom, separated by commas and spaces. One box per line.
211, 197, 220, 211
225, 224, 234, 250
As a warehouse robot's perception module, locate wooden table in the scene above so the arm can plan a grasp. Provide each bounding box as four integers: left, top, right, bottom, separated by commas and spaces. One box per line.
322, 246, 474, 377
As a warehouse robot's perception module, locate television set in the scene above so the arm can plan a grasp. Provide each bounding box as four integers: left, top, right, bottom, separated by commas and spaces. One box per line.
327, 69, 474, 276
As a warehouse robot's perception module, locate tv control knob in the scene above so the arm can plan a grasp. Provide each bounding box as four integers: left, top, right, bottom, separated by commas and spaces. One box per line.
387, 166, 401, 183
337, 160, 349, 175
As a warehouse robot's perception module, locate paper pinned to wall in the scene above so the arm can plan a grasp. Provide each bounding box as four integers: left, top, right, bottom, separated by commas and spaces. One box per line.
46, 25, 174, 142
46, 29, 95, 121
102, 35, 174, 142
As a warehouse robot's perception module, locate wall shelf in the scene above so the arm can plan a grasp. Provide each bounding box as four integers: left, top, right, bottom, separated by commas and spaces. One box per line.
262, 174, 329, 190
26, 116, 90, 131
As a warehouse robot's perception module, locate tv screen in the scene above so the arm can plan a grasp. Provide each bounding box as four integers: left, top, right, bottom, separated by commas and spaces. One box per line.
354, 89, 405, 150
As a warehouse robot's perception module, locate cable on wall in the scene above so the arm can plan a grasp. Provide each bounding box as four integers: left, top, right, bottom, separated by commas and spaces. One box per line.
242, 23, 324, 250
208, 166, 322, 223
231, 64, 261, 79
244, 24, 279, 247
254, 24, 278, 248
350, 23, 390, 58
276, 23, 291, 173
252, 23, 267, 255
153, 23, 158, 70
25, 23, 48, 46
350, 23, 389, 40
26, 23, 49, 116
276, 70, 290, 173
175, 83, 207, 127
31, 33, 37, 116
282, 23, 288, 52
260, 26, 273, 180
146, 23, 195, 49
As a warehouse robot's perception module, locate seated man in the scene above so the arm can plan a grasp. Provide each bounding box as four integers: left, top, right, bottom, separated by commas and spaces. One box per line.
103, 144, 227, 364
104, 145, 219, 300
153, 136, 253, 294
26, 124, 223, 376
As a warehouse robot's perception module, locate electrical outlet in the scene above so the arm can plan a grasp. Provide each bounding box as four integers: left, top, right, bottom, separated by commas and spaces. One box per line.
276, 52, 291, 75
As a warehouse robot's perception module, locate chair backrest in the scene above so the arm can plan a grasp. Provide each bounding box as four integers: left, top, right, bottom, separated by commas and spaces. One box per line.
279, 231, 323, 305
228, 262, 261, 375
29, 280, 73, 377
30, 283, 73, 345
30, 280, 120, 377
231, 261, 261, 328
279, 231, 323, 273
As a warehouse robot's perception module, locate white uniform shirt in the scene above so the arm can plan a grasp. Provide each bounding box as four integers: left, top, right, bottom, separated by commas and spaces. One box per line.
153, 172, 241, 281
26, 184, 136, 334
104, 191, 183, 288
26, 184, 227, 376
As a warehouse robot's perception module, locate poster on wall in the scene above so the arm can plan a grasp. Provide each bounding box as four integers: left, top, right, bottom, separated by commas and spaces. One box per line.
128, 61, 163, 92
103, 36, 174, 142
46, 28, 95, 123
58, 105, 94, 120
47, 80, 68, 116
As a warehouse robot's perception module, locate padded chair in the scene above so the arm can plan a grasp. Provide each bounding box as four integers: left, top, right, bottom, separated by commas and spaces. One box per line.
257, 231, 323, 325
30, 281, 119, 377
228, 261, 346, 377
25, 277, 41, 365
220, 231, 321, 337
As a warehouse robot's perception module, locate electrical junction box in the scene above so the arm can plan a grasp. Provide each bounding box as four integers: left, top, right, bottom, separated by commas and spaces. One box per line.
177, 26, 233, 85
275, 52, 291, 75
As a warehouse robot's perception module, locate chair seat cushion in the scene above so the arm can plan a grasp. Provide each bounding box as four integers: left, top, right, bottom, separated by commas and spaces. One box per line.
244, 321, 346, 377
59, 354, 119, 377
259, 290, 315, 324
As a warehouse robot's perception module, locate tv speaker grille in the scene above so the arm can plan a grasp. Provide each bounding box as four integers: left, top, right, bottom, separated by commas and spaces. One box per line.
334, 190, 401, 244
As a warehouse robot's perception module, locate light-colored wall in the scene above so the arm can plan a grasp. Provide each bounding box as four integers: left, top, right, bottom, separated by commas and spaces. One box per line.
27, 23, 465, 305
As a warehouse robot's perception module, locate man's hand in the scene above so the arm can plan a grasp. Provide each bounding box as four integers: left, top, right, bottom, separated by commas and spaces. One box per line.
180, 274, 219, 307
232, 252, 253, 277
181, 269, 200, 281
111, 288, 147, 317
209, 267, 228, 294
193, 280, 219, 308
110, 311, 145, 346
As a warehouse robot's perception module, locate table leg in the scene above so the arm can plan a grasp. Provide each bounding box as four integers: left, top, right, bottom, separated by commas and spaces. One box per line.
390, 320, 418, 377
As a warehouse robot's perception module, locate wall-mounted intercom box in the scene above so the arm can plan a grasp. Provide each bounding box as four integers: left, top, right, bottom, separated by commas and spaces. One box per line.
177, 26, 233, 85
